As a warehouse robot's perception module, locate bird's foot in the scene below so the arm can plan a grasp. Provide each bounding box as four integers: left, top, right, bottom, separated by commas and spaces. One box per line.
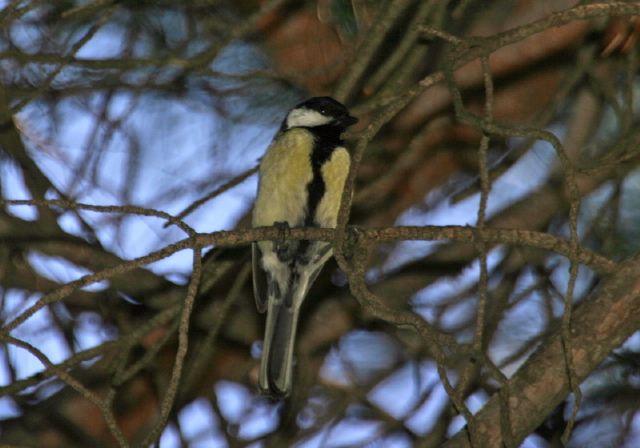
344, 225, 365, 260
274, 221, 291, 257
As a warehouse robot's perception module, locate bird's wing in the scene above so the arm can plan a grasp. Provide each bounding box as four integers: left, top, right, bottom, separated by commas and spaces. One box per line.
252, 242, 268, 313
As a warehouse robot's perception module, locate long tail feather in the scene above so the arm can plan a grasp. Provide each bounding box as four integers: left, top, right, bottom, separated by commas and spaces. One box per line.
259, 298, 300, 399
258, 246, 331, 398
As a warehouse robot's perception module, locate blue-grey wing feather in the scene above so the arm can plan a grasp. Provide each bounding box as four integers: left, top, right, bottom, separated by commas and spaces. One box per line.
252, 243, 268, 313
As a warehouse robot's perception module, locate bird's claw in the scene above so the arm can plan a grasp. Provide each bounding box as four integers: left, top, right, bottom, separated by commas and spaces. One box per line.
274, 221, 291, 255
344, 225, 364, 260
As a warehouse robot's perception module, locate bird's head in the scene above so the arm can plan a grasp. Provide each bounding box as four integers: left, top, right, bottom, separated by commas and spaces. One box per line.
284, 96, 358, 130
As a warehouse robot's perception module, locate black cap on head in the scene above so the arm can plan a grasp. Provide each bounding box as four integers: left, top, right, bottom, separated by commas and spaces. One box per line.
296, 96, 358, 127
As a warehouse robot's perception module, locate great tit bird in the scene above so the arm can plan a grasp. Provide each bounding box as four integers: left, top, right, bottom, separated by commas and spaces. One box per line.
252, 96, 358, 399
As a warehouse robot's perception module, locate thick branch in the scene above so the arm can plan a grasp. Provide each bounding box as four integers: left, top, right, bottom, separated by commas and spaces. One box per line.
444, 255, 640, 447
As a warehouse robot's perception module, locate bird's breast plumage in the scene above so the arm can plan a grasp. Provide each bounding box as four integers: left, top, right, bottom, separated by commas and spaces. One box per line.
252, 127, 350, 229
315, 146, 350, 228
253, 128, 315, 228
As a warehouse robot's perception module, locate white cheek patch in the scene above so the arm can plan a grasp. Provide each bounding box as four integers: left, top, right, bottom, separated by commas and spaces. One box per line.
286, 108, 333, 128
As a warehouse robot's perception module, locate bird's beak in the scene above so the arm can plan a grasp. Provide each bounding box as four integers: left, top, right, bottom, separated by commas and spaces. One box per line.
341, 115, 359, 127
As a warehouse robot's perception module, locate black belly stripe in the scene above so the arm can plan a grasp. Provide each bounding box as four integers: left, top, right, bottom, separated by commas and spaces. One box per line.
304, 124, 345, 227
305, 154, 327, 228
298, 124, 345, 259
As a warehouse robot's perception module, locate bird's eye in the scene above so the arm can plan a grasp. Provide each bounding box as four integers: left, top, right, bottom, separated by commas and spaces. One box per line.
319, 107, 328, 115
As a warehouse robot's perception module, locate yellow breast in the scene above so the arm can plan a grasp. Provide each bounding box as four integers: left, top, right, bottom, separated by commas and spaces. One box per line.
253, 128, 315, 228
